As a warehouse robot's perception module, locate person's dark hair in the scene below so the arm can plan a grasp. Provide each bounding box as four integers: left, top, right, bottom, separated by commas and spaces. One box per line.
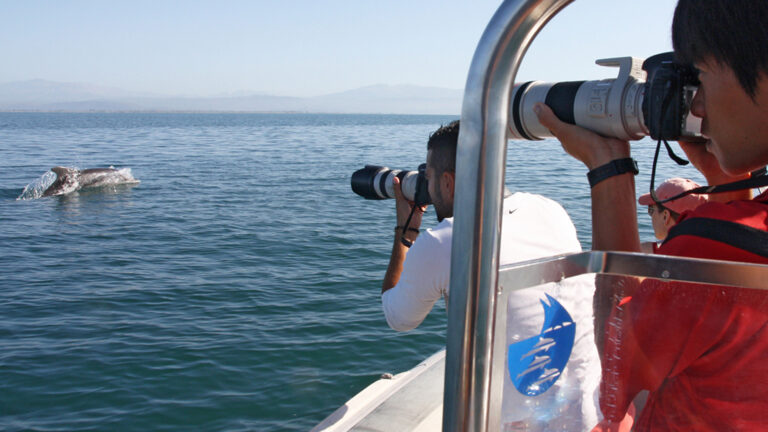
659, 204, 680, 222
427, 120, 459, 175
672, 0, 768, 98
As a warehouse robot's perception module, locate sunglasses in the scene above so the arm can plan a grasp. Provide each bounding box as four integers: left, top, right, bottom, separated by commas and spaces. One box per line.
648, 204, 680, 220
647, 204, 667, 216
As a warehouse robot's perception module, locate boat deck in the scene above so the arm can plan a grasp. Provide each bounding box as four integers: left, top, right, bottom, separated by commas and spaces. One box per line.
312, 350, 445, 431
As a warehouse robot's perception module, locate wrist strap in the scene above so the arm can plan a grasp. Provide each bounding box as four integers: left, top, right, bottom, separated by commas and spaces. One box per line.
396, 226, 420, 248
397, 201, 423, 248
587, 158, 638, 188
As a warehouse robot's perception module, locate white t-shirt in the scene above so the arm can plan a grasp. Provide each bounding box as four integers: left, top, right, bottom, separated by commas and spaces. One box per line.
381, 192, 600, 430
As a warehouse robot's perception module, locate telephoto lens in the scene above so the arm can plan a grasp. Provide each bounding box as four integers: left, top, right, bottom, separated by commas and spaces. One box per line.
351, 164, 431, 206
507, 53, 703, 142
508, 56, 647, 141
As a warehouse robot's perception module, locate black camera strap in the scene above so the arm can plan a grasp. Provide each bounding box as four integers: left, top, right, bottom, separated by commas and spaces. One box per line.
400, 204, 420, 248
657, 171, 768, 204
648, 138, 688, 205
648, 138, 768, 206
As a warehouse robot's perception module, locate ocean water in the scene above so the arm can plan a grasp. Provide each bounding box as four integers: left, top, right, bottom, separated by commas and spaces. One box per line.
0, 113, 705, 431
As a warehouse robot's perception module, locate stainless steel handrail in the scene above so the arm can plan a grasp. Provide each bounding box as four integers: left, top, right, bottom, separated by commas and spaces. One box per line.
498, 251, 768, 292
445, 0, 572, 431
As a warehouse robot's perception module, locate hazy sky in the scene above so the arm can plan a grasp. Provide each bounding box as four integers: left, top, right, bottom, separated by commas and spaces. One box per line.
0, 0, 677, 97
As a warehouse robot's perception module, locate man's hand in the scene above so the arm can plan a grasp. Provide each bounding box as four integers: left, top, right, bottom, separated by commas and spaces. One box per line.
393, 177, 426, 230
534, 103, 631, 169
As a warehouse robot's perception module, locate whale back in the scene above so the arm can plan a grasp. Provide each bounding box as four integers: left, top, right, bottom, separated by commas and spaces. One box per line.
51, 166, 77, 177
41, 166, 138, 197
43, 167, 80, 197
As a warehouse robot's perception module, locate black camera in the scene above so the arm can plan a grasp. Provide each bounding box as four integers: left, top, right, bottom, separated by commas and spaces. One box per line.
507, 52, 704, 142
351, 164, 431, 206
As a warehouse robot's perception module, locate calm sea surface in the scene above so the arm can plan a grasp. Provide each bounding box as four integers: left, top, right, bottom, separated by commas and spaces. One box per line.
0, 113, 704, 431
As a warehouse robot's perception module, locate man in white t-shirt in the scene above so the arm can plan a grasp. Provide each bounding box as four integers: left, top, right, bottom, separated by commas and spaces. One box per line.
380, 120, 601, 430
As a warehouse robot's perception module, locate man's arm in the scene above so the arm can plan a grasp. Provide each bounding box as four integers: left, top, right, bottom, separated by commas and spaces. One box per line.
640, 241, 657, 254
380, 177, 447, 332
382, 176, 423, 293
382, 230, 418, 293
381, 228, 450, 331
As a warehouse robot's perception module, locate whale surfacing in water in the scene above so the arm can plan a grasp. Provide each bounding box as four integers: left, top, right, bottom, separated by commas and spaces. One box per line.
42, 166, 139, 197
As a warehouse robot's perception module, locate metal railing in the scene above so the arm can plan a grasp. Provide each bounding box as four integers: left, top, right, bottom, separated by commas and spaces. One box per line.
497, 251, 768, 292
445, 0, 573, 430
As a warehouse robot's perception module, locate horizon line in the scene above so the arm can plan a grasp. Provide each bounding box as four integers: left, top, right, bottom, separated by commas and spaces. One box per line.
0, 109, 461, 115
0, 79, 465, 100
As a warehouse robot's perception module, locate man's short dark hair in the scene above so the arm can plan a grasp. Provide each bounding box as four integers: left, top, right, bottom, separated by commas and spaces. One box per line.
427, 120, 459, 175
672, 0, 768, 98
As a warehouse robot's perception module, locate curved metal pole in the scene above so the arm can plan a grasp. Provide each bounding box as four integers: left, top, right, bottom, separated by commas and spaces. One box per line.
444, 0, 573, 430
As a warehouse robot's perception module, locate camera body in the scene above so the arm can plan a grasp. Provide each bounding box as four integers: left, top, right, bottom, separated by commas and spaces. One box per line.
508, 52, 703, 142
351, 164, 431, 206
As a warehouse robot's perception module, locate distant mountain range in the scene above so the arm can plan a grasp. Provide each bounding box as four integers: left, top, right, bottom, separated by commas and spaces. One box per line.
0, 80, 462, 115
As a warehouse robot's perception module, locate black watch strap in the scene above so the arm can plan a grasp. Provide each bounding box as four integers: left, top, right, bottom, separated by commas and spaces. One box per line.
587, 158, 638, 188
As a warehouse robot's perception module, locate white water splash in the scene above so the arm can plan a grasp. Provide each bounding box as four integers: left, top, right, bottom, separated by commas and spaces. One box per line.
97, 167, 140, 186
17, 170, 60, 200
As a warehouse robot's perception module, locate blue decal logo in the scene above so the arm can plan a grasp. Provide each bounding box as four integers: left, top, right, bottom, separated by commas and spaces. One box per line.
507, 294, 575, 396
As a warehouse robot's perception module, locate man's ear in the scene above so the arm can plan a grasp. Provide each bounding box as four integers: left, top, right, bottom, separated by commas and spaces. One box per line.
663, 210, 676, 228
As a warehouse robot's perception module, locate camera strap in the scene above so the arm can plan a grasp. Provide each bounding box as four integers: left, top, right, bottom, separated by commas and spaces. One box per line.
648, 139, 688, 204
400, 204, 420, 248
648, 138, 768, 205
659, 171, 768, 204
